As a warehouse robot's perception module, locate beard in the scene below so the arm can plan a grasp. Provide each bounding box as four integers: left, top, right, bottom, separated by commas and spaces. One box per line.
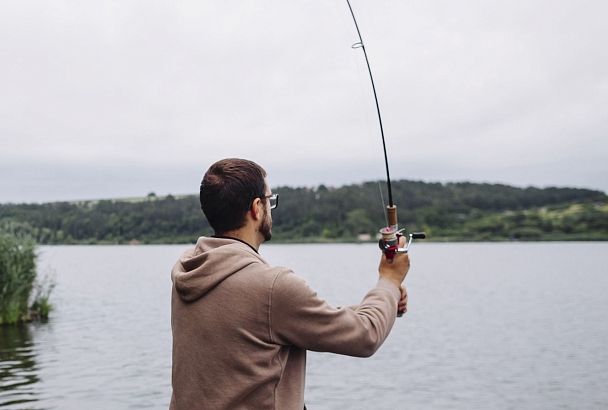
259, 211, 272, 242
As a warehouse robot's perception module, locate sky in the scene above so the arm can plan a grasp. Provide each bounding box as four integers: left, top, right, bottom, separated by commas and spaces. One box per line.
1, 0, 606, 203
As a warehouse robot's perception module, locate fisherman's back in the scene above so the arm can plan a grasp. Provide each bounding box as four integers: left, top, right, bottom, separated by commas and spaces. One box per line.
170, 237, 306, 410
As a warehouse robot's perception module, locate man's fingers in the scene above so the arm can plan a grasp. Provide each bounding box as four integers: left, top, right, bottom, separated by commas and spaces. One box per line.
398, 235, 407, 247
397, 285, 408, 314
400, 285, 407, 302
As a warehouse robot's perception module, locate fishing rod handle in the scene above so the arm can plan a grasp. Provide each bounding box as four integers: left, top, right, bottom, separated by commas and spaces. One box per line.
386, 205, 398, 228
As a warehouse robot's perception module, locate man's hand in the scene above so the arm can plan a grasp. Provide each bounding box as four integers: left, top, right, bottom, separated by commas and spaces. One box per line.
378, 235, 410, 289
397, 285, 408, 316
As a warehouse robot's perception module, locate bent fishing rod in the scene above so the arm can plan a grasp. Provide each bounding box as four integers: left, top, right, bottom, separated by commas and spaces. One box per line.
345, 0, 425, 261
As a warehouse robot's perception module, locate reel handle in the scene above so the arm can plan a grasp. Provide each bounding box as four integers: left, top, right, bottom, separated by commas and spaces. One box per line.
379, 231, 427, 257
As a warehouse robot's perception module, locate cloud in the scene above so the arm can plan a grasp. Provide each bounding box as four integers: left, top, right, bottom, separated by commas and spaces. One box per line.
0, 0, 606, 202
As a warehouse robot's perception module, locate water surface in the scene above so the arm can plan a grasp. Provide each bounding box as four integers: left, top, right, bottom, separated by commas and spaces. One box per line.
1, 243, 607, 409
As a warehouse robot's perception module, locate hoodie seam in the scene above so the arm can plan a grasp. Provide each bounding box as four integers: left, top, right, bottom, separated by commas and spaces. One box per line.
269, 270, 285, 410
268, 270, 283, 344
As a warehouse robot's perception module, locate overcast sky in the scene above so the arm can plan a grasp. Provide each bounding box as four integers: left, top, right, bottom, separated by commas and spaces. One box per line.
1, 0, 606, 203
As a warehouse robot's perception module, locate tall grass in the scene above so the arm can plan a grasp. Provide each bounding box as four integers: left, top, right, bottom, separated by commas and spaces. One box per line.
0, 232, 37, 324
30, 274, 55, 320
0, 225, 53, 325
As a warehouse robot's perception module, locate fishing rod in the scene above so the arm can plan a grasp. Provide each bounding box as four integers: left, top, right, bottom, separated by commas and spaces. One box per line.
345, 0, 425, 261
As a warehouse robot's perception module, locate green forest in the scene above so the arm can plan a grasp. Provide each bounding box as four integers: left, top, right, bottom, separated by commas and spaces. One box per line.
1, 180, 606, 244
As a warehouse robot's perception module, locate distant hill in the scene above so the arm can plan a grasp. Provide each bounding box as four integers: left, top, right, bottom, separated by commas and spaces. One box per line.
0, 180, 606, 243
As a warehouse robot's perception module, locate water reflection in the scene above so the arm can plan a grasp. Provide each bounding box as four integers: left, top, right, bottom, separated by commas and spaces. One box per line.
0, 325, 40, 409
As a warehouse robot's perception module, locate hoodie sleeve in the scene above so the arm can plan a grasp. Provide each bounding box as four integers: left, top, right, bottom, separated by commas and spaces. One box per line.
269, 270, 401, 357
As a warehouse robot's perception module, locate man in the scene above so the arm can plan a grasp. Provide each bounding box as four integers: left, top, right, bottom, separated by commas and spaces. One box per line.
170, 158, 410, 410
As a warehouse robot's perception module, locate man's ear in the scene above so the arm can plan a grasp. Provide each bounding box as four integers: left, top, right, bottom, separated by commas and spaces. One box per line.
250, 197, 263, 221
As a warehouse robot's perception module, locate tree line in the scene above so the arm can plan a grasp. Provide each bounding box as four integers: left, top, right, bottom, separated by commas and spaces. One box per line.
0, 180, 606, 244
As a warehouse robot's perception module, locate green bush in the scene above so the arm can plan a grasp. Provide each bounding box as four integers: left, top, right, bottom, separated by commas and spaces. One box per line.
0, 227, 54, 324
0, 232, 37, 324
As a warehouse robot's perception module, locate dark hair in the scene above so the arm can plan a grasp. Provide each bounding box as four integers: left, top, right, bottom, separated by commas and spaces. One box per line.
200, 158, 267, 234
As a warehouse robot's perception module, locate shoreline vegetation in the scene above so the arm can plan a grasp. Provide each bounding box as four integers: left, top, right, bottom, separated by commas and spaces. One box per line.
0, 227, 54, 325
0, 180, 606, 245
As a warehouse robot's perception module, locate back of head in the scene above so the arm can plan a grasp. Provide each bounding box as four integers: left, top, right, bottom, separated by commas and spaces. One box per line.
200, 158, 267, 234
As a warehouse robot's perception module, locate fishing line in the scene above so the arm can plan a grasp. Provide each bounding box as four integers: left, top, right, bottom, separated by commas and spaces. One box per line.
378, 182, 388, 227
346, 0, 426, 259
346, 0, 394, 208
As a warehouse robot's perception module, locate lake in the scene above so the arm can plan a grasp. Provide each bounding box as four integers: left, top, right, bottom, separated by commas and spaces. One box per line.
1, 242, 607, 409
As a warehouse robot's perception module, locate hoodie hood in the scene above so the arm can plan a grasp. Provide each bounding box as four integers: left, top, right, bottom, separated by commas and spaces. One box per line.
171, 236, 267, 303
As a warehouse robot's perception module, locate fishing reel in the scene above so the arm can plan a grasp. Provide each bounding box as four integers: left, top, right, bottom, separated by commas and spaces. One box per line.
378, 205, 426, 262
379, 225, 425, 319
378, 227, 426, 261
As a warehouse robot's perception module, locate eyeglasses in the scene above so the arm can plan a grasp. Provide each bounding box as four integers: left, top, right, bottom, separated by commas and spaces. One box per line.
261, 193, 279, 210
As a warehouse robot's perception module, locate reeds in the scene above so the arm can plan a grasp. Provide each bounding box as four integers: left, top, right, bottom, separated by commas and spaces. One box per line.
0, 228, 53, 324
30, 274, 55, 320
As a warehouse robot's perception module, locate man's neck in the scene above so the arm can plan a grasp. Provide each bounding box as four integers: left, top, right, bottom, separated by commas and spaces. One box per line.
215, 229, 261, 252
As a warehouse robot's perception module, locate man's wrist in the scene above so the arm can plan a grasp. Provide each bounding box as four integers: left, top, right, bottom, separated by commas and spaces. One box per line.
378, 275, 402, 290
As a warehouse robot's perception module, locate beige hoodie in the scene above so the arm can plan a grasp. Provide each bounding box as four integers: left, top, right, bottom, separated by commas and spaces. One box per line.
170, 236, 400, 410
